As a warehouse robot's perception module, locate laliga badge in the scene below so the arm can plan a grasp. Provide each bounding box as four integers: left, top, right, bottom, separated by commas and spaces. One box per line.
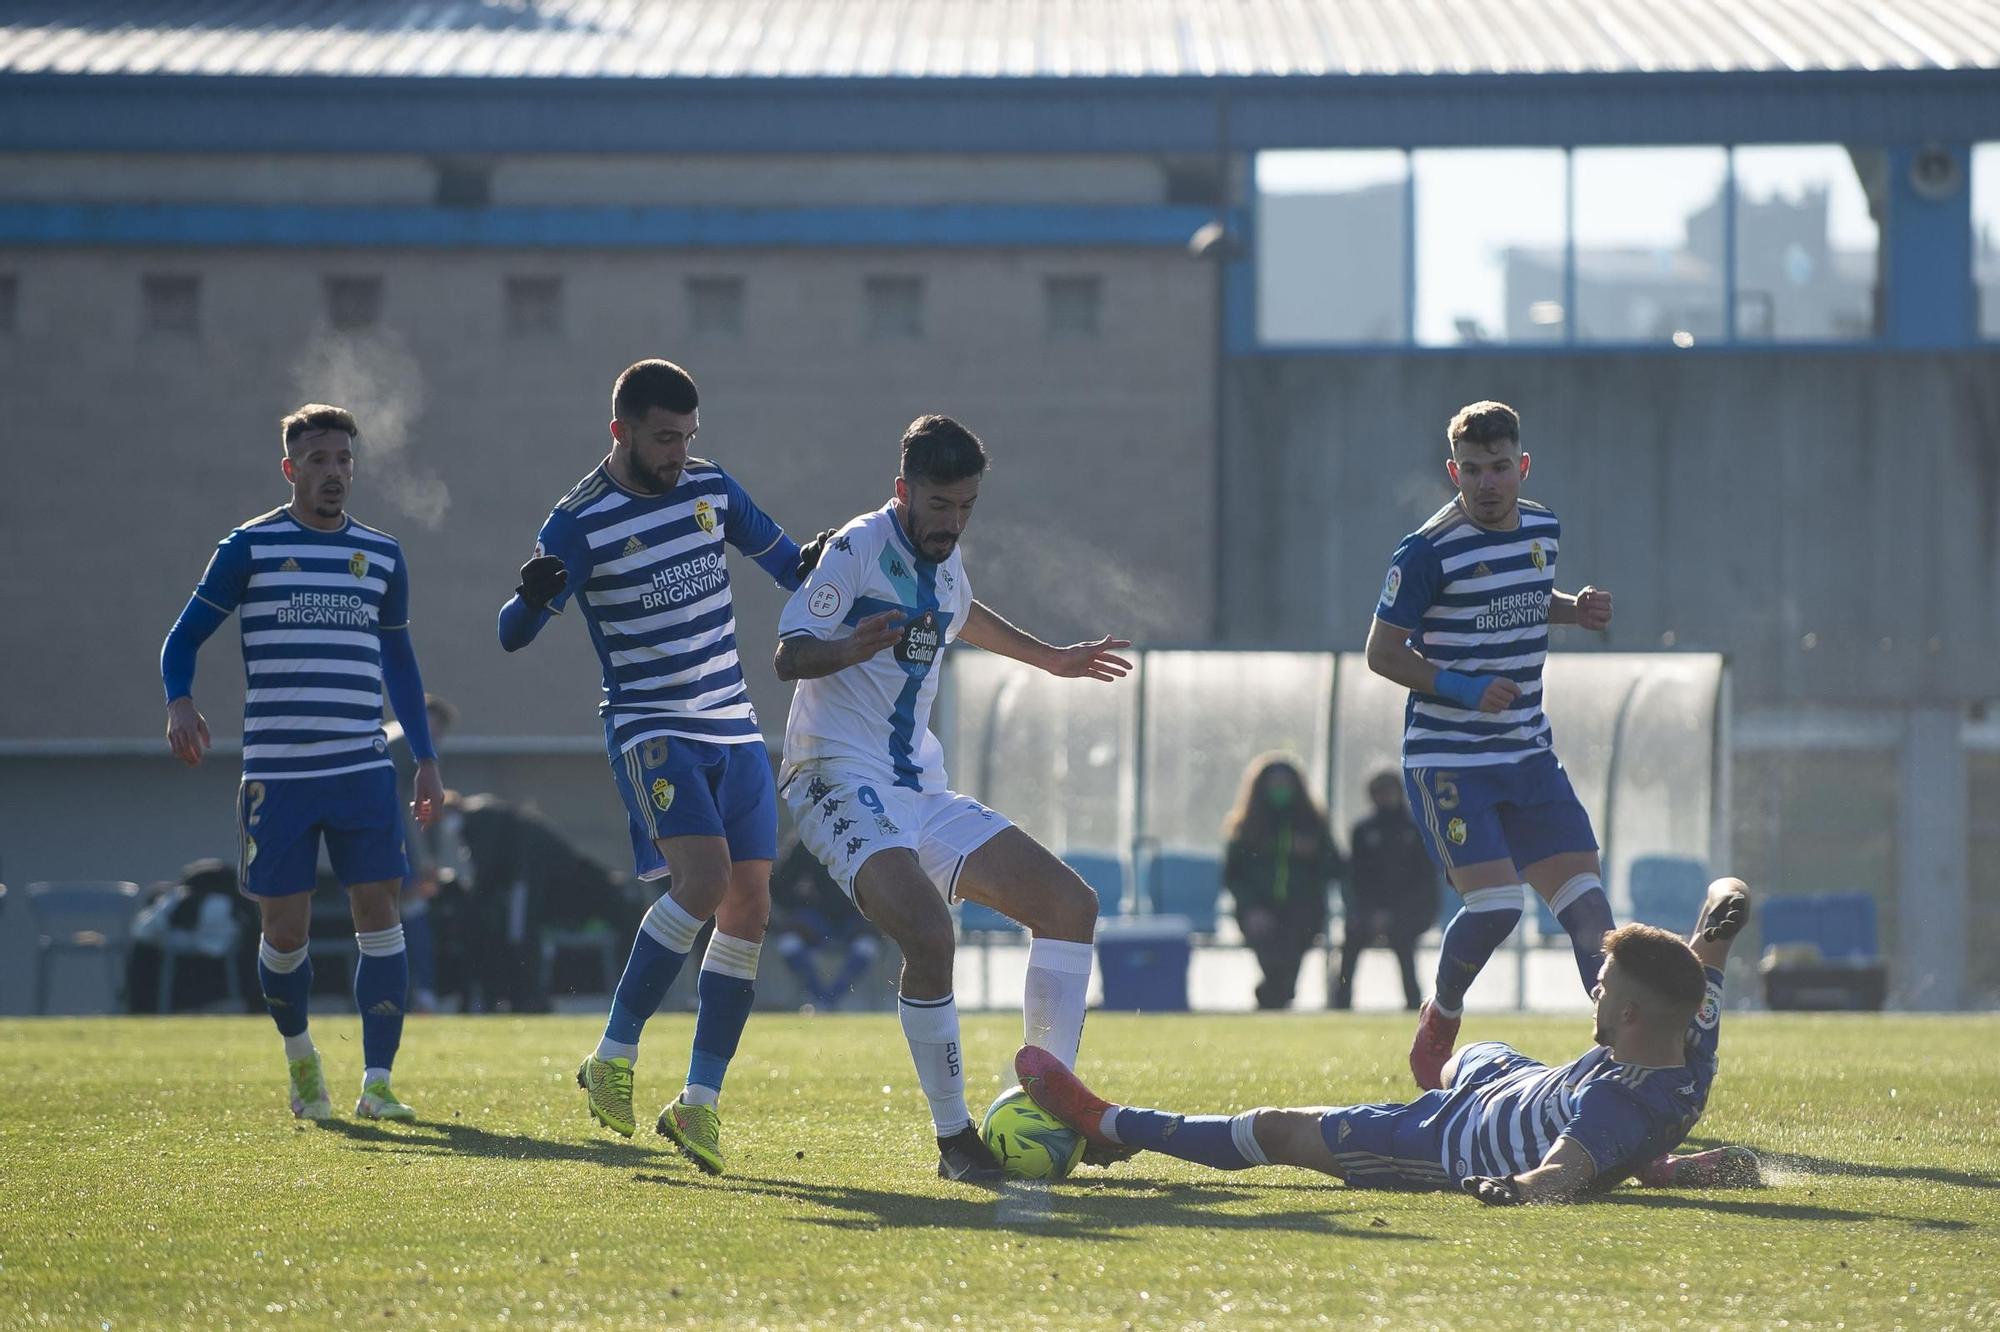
1381, 566, 1403, 606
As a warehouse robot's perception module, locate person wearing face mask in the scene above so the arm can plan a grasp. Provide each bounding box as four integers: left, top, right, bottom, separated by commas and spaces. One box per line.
1222, 755, 1345, 1011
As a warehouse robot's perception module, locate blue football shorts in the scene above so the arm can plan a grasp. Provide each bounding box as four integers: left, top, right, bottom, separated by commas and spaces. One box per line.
236, 766, 409, 897
1403, 749, 1597, 873
609, 733, 778, 880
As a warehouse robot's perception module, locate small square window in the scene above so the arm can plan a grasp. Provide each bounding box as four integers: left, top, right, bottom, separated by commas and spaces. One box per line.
1044, 275, 1102, 340
0, 274, 16, 334
687, 276, 744, 340
505, 275, 563, 339
865, 275, 925, 341
325, 275, 384, 332
142, 274, 200, 336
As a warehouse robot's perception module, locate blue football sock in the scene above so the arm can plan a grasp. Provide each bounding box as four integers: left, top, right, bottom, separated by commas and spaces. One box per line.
1551, 876, 1615, 997
1433, 886, 1523, 1013
353, 925, 408, 1074
685, 933, 760, 1100
257, 937, 313, 1039
1113, 1109, 1260, 1171
601, 894, 702, 1053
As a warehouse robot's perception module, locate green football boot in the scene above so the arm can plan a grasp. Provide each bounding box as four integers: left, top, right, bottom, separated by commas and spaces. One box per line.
288, 1052, 332, 1121
577, 1055, 637, 1137
355, 1078, 416, 1121
658, 1095, 725, 1175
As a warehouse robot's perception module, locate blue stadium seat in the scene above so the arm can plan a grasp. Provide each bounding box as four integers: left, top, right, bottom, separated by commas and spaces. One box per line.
1761, 892, 1880, 962
1144, 852, 1222, 935
1626, 855, 1709, 934
1062, 852, 1125, 918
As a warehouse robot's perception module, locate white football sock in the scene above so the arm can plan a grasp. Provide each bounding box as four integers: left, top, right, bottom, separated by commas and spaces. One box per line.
1023, 936, 1093, 1069
898, 993, 970, 1136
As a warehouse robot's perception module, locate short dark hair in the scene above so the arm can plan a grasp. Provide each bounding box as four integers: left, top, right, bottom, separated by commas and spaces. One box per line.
1603, 923, 1706, 1018
281, 403, 358, 451
900, 414, 989, 485
613, 359, 699, 422
1447, 400, 1520, 452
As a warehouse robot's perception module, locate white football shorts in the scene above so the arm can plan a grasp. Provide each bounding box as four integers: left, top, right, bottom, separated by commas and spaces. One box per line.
780, 762, 1011, 902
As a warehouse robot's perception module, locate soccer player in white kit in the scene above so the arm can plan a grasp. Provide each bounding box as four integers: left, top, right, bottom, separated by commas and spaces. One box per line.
774, 415, 1132, 1181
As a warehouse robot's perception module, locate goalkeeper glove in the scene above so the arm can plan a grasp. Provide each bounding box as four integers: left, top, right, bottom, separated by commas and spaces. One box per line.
795, 529, 837, 581
1462, 1175, 1525, 1206
516, 555, 568, 610
1699, 890, 1750, 942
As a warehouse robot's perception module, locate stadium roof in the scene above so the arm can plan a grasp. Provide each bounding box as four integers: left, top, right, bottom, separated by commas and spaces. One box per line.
3, 0, 1997, 80
4, 2, 1998, 155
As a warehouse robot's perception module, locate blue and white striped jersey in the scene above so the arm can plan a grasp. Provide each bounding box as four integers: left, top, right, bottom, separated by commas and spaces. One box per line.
189, 508, 408, 781
532, 459, 789, 754
1375, 498, 1561, 769
777, 502, 972, 794
1434, 967, 1724, 1185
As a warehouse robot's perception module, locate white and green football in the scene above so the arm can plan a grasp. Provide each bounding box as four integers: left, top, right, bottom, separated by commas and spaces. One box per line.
980, 1085, 1085, 1181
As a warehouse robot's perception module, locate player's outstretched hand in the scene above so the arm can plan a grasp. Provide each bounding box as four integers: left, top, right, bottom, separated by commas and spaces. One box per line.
1044, 636, 1134, 683
844, 609, 906, 664
795, 529, 837, 581
1462, 1175, 1526, 1207
165, 696, 211, 768
411, 758, 446, 829
1479, 676, 1522, 713
1698, 878, 1751, 942
516, 554, 568, 610
1574, 585, 1613, 631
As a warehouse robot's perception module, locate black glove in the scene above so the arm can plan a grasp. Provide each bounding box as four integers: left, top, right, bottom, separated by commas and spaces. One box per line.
795, 529, 837, 582
1462, 1175, 1525, 1207
1699, 890, 1750, 942
516, 555, 568, 610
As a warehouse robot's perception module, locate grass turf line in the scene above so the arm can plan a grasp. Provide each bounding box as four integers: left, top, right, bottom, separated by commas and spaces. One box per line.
3, 1013, 1996, 1330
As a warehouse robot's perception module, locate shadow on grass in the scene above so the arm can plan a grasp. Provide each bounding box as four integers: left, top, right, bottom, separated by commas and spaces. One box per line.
1680, 1136, 2000, 1193
634, 1172, 1434, 1242
1603, 1191, 1975, 1228
313, 1116, 661, 1169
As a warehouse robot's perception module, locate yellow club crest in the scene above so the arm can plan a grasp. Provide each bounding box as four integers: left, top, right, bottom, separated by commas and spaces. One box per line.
349, 551, 369, 578
651, 778, 676, 813
1447, 817, 1468, 846
244, 837, 258, 865
1529, 541, 1546, 572
694, 499, 716, 534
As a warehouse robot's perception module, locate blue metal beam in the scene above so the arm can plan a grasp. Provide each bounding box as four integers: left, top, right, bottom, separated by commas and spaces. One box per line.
1884, 143, 1975, 348
0, 202, 1219, 249
3, 69, 1999, 156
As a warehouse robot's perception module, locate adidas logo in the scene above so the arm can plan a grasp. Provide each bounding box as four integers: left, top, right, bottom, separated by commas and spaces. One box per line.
1472, 562, 1492, 577
1338, 1119, 1352, 1142
281, 558, 301, 572
622, 536, 646, 558
366, 999, 402, 1016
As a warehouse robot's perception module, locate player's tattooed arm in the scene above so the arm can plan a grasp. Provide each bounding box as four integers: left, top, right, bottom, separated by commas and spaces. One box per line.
773, 612, 905, 680
958, 601, 1132, 682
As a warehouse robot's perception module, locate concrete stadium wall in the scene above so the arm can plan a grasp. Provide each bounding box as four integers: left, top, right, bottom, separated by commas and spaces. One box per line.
1219, 352, 2000, 708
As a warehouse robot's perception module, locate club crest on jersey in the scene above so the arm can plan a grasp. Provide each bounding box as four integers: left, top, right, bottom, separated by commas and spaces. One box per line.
650, 779, 675, 813
895, 609, 942, 668
1530, 541, 1546, 572
694, 499, 716, 534
348, 551, 369, 578
1446, 817, 1468, 845
622, 535, 647, 559
1380, 566, 1402, 606
243, 837, 258, 866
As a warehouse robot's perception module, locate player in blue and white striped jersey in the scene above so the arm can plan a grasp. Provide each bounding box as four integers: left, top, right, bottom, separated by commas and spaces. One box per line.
161, 404, 443, 1124
1017, 879, 1760, 1201
1364, 401, 1619, 1092
496, 359, 808, 1173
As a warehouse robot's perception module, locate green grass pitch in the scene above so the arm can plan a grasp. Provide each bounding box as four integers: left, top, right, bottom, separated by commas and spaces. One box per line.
5, 1013, 1997, 1329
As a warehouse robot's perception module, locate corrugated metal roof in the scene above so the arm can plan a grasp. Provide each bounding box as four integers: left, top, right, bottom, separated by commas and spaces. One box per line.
1, 0, 1996, 81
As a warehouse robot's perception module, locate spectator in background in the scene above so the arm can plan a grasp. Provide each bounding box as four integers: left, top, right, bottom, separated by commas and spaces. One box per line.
126, 859, 260, 1013
392, 694, 459, 1012
770, 833, 881, 1011
1223, 754, 1345, 1011
1337, 770, 1439, 1010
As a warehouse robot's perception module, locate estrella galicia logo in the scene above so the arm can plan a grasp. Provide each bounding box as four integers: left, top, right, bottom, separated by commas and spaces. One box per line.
895, 609, 941, 669
873, 814, 898, 835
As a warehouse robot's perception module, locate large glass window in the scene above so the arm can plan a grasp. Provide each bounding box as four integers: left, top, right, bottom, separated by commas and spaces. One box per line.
1733, 145, 1879, 340
1976, 143, 2000, 339
1572, 147, 1728, 345
1255, 150, 1407, 344
1413, 149, 1567, 346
